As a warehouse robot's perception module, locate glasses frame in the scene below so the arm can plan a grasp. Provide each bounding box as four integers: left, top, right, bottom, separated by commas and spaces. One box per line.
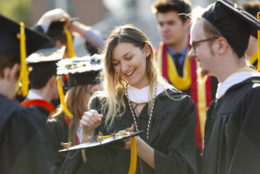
191, 37, 219, 53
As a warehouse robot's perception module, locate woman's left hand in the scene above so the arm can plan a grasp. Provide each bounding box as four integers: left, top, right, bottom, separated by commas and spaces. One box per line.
123, 124, 137, 149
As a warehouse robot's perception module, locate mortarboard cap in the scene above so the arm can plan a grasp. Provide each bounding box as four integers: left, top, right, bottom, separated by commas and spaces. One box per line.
47, 21, 67, 43
57, 54, 103, 89
59, 130, 143, 152
0, 14, 50, 60
202, 0, 260, 58
27, 46, 65, 89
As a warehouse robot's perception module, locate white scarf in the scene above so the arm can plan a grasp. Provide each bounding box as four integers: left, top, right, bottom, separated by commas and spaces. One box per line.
216, 71, 260, 99
127, 82, 173, 103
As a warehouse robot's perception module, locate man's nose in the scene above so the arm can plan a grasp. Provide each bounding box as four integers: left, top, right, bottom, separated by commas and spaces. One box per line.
188, 47, 196, 58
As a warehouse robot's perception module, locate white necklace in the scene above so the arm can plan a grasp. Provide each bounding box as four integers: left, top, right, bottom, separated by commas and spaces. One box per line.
125, 84, 157, 140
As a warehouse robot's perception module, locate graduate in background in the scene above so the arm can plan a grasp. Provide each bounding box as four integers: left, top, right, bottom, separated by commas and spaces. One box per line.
42, 55, 103, 173
0, 14, 54, 174
21, 47, 65, 117
151, 0, 218, 153
34, 8, 104, 55
189, 0, 260, 173
241, 1, 260, 68
61, 24, 198, 174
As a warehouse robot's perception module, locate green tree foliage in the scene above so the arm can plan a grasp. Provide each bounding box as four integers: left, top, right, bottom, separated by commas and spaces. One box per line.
0, 0, 31, 24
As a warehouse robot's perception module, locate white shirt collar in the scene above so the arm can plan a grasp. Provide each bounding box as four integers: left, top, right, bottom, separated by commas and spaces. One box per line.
216, 71, 260, 99
127, 82, 173, 103
27, 90, 44, 100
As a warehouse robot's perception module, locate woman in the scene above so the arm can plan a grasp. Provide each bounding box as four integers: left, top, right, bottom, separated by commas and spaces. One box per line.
61, 24, 198, 174
43, 55, 103, 173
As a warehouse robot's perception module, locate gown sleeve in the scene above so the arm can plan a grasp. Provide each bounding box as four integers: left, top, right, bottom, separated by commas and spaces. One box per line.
226, 88, 260, 174
154, 95, 198, 174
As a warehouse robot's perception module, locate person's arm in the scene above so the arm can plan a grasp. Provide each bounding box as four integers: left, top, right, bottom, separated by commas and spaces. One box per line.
136, 137, 155, 168
68, 21, 104, 49
35, 8, 70, 33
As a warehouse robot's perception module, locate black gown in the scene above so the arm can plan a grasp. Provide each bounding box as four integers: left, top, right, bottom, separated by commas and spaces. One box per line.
43, 116, 69, 173
60, 88, 198, 174
203, 77, 260, 174
0, 94, 53, 174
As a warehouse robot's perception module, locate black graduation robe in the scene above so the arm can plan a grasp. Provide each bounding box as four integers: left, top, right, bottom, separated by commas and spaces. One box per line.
202, 77, 260, 174
60, 88, 198, 174
36, 116, 69, 174
0, 94, 53, 174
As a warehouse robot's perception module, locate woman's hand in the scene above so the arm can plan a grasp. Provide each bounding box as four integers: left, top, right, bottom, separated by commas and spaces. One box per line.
123, 124, 135, 149
80, 109, 103, 142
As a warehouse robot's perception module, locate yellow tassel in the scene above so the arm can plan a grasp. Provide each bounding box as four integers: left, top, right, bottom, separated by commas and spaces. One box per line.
128, 137, 137, 174
16, 22, 29, 97
56, 76, 74, 119
64, 26, 75, 58
257, 12, 260, 72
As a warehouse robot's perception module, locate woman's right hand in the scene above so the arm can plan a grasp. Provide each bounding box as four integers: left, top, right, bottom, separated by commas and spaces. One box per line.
80, 109, 103, 137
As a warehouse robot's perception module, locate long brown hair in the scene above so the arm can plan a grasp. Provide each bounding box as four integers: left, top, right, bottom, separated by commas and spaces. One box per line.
51, 85, 90, 145
101, 24, 163, 125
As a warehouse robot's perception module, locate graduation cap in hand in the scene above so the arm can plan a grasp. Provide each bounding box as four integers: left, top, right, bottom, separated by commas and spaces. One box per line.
59, 130, 143, 152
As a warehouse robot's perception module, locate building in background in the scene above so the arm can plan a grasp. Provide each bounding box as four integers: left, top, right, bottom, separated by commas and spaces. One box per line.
5, 0, 256, 55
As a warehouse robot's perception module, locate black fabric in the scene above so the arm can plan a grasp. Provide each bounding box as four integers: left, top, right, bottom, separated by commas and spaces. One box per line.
0, 15, 50, 59
62, 88, 198, 174
203, 77, 260, 174
28, 61, 57, 88
0, 94, 53, 174
202, 0, 260, 58
68, 71, 100, 89
41, 117, 69, 174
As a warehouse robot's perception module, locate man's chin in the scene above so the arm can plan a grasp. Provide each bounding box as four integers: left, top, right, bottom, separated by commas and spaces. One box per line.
198, 68, 209, 81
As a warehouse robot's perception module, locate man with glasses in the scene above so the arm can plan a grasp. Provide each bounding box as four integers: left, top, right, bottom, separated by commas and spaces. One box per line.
189, 0, 260, 173
151, 0, 218, 155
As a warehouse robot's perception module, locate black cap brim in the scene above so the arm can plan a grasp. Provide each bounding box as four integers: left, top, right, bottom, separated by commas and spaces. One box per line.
0, 14, 51, 59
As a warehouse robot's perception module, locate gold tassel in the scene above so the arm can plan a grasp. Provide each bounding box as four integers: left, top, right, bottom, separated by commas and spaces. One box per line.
257, 12, 260, 72
128, 137, 137, 174
56, 76, 74, 119
16, 22, 28, 97
64, 26, 75, 58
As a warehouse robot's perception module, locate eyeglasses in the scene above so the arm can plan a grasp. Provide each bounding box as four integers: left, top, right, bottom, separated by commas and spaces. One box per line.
191, 37, 219, 53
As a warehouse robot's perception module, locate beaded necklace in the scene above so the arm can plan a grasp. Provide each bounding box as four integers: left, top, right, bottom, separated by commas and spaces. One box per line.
125, 84, 157, 140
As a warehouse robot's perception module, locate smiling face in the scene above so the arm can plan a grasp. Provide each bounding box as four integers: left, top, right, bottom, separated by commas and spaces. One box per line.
189, 19, 218, 77
112, 42, 151, 89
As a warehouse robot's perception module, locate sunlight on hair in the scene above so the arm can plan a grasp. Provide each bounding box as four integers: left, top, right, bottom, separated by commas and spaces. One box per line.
191, 6, 206, 23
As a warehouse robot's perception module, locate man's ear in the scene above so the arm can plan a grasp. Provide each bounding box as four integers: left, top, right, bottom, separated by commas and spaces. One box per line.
7, 63, 20, 80
184, 19, 191, 31
217, 37, 229, 55
49, 75, 57, 88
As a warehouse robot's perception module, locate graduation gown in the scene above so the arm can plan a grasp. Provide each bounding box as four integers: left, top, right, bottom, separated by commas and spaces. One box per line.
203, 77, 260, 174
155, 42, 218, 152
0, 94, 53, 174
40, 116, 69, 174
60, 88, 198, 174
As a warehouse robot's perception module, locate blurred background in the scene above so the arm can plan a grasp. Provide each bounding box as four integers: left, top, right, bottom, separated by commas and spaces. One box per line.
0, 0, 258, 56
